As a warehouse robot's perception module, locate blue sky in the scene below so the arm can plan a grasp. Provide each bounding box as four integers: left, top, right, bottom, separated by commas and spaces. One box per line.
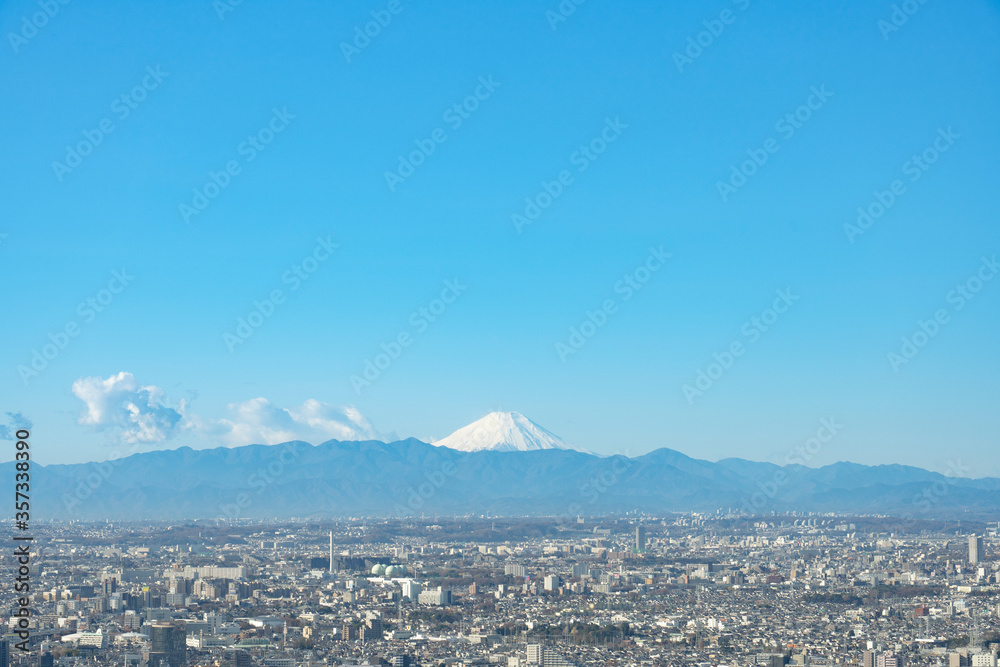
2, 0, 999, 472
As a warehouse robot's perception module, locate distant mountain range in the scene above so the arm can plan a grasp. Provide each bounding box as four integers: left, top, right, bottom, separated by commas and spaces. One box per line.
11, 412, 1000, 521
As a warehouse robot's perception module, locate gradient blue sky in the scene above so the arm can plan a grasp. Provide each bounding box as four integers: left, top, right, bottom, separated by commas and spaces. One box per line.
2, 0, 999, 472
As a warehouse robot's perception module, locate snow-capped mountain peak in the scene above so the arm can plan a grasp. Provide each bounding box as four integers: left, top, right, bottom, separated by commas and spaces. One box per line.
433, 411, 572, 452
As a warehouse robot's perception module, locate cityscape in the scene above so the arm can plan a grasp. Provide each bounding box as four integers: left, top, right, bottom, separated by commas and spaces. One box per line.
3, 516, 1000, 667
4, 1, 999, 667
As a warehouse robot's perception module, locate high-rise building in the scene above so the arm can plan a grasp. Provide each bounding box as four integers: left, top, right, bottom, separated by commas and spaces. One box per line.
636, 526, 646, 552
145, 623, 186, 667
877, 653, 903, 667
544, 574, 561, 591
0, 639, 9, 667
222, 650, 251, 667
970, 535, 985, 564
76, 630, 108, 650
401, 580, 421, 602
864, 650, 877, 667
342, 621, 359, 641
527, 644, 576, 667
417, 587, 452, 605
505, 563, 526, 577
37, 652, 54, 667
362, 617, 383, 641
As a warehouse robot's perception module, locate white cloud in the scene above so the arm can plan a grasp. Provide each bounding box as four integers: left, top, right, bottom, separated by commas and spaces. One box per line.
71, 372, 383, 448
0, 412, 33, 440
71, 372, 186, 444
212, 398, 383, 446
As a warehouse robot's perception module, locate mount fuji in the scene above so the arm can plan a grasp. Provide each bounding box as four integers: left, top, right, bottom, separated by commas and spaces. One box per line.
432, 411, 573, 452
10, 428, 1000, 520
13, 414, 1000, 521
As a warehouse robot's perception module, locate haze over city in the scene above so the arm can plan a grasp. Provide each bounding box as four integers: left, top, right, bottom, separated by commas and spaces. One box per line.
4, 5, 1000, 667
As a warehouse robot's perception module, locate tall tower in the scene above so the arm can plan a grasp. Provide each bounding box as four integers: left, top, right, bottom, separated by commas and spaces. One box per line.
329, 531, 334, 574
970, 535, 984, 564
148, 623, 186, 667
635, 525, 646, 553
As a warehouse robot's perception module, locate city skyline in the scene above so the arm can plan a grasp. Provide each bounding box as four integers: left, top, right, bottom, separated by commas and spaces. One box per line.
6, 516, 1000, 667
5, 2, 1000, 667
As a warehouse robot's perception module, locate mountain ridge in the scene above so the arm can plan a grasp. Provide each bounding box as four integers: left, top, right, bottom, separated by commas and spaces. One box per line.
10, 437, 999, 521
